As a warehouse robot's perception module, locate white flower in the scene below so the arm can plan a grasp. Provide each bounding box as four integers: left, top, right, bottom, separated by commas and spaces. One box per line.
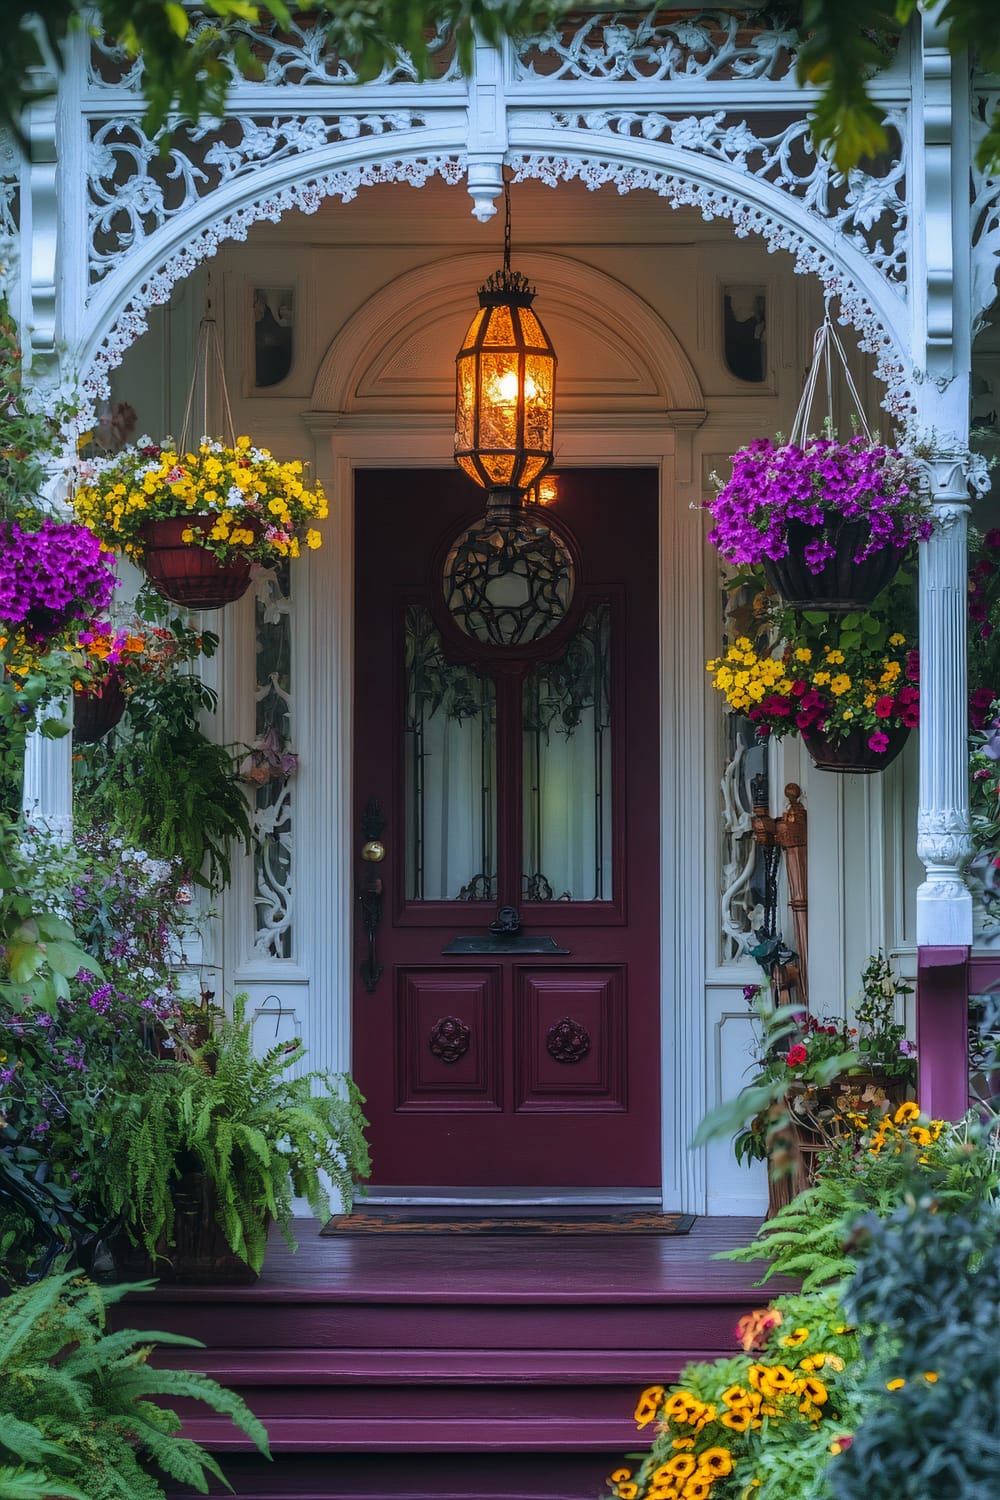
227, 485, 246, 507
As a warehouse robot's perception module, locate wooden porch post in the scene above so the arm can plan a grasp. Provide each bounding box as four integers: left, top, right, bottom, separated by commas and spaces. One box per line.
916, 948, 969, 1119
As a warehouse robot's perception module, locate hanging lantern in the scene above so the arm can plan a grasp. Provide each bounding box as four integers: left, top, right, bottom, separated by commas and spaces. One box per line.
454, 179, 557, 512
448, 185, 567, 648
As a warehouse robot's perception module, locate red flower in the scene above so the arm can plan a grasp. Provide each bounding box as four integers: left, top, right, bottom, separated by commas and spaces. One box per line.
786, 1044, 808, 1068
875, 695, 895, 719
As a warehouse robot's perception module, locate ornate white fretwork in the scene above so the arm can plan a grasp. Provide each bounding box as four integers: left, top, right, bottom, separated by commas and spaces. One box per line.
251, 568, 295, 961
0, 130, 17, 243
510, 152, 912, 415
515, 9, 799, 84
720, 736, 764, 961
87, 15, 459, 91
82, 154, 466, 400
541, 110, 907, 285
88, 112, 428, 287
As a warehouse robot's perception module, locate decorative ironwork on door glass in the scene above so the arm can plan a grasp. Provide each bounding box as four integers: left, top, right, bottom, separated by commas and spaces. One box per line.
522, 602, 612, 902
404, 605, 497, 900
251, 563, 294, 958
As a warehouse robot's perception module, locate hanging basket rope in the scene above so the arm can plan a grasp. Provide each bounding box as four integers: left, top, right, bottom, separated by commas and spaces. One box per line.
178, 298, 237, 453
789, 310, 875, 448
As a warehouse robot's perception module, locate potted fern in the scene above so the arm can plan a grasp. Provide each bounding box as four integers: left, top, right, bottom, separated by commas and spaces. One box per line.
98, 995, 370, 1282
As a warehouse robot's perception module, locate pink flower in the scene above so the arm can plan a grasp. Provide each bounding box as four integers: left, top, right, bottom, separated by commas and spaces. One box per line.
868, 731, 890, 753
875, 696, 895, 719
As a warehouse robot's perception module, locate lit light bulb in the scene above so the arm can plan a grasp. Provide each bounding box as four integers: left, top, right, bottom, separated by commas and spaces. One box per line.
495, 371, 520, 403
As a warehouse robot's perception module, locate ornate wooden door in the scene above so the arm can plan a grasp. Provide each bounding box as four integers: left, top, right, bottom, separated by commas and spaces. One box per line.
353, 469, 660, 1191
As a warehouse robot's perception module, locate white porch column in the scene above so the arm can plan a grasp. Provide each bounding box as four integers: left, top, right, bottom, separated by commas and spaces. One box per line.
915, 458, 972, 946
22, 718, 73, 841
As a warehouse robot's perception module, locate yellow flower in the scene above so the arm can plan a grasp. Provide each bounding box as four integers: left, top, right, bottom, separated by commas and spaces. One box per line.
634, 1385, 664, 1429
780, 1328, 810, 1348
661, 1454, 697, 1480
830, 674, 851, 696
887, 1378, 906, 1391
794, 647, 812, 663
889, 632, 906, 645
720, 1408, 751, 1432
698, 1448, 733, 1476
825, 648, 845, 664
923, 1371, 939, 1383
305, 529, 322, 550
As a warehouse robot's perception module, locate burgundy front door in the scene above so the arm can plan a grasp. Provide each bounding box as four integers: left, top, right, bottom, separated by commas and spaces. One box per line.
353, 469, 660, 1190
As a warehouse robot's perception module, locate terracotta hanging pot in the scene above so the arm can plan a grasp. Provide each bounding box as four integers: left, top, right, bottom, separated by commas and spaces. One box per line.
762, 519, 903, 612
73, 671, 126, 743
802, 724, 910, 774
139, 517, 252, 610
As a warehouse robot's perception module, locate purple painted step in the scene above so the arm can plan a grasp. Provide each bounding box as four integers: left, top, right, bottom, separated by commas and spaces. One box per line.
114, 1218, 785, 1500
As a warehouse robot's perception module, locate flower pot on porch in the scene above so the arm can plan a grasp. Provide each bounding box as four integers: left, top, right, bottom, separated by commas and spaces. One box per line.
73, 671, 126, 743
139, 518, 253, 610
111, 1169, 263, 1285
802, 724, 910, 774
762, 519, 903, 612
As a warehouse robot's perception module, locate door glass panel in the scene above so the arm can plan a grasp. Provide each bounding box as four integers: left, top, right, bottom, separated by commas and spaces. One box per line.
522, 603, 612, 902
404, 606, 497, 900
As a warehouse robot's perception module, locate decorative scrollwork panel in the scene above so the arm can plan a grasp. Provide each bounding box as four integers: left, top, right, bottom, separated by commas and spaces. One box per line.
87, 16, 458, 92
87, 112, 428, 287
250, 565, 295, 961
539, 108, 907, 285
515, 8, 800, 86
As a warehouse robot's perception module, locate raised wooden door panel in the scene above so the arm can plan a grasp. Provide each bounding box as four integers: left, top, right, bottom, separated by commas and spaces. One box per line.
353, 468, 660, 1190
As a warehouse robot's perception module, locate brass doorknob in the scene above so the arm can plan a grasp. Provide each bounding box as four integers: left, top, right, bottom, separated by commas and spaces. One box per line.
361, 839, 385, 862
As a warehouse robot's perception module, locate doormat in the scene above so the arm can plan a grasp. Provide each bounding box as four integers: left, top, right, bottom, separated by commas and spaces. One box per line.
321, 1210, 696, 1236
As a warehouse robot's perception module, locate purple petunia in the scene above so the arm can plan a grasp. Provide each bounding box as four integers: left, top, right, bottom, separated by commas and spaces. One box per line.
0, 519, 117, 637
705, 436, 928, 571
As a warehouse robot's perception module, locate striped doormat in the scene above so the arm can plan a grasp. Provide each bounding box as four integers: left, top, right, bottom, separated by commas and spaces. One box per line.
321, 1210, 696, 1236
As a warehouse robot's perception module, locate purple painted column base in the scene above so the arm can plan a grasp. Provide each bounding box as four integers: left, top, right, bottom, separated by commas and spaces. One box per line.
917, 946, 969, 1121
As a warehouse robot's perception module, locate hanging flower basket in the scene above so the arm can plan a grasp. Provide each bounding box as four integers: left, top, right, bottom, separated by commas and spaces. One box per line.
761, 516, 906, 611
706, 436, 928, 611
73, 669, 126, 743
139, 516, 253, 609
705, 318, 930, 610
802, 723, 910, 773
0, 519, 117, 646
73, 437, 326, 607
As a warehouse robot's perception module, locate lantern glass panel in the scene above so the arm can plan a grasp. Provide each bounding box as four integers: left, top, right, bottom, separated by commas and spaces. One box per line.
461, 307, 487, 351
517, 308, 547, 347
479, 353, 522, 453
483, 453, 516, 486
484, 304, 515, 347
524, 353, 555, 451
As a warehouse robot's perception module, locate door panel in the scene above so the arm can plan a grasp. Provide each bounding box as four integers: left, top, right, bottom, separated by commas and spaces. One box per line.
353, 468, 660, 1190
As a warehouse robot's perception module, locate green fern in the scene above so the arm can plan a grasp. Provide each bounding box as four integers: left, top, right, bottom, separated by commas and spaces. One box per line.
0, 1274, 269, 1500
98, 995, 370, 1272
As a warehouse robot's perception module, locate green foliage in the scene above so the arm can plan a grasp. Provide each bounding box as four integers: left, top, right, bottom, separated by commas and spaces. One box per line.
75, 671, 251, 890
98, 994, 370, 1272
0, 1271, 268, 1500
722, 1109, 1000, 1290
830, 1199, 1000, 1500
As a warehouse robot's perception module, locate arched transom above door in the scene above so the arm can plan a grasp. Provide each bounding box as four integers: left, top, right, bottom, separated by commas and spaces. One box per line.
308, 253, 705, 421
